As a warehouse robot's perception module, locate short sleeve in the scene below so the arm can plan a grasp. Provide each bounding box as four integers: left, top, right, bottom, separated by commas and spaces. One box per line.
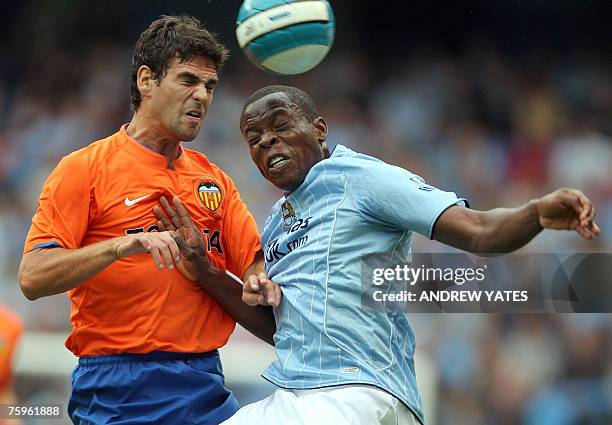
351, 161, 468, 238
23, 151, 92, 252
221, 180, 261, 280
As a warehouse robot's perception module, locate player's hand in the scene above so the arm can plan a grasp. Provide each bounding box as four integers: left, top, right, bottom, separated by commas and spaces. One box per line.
536, 188, 601, 239
243, 272, 281, 307
153, 196, 210, 280
154, 196, 203, 248
114, 231, 181, 270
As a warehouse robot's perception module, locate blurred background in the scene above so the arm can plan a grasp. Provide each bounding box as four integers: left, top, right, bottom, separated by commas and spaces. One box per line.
0, 0, 610, 424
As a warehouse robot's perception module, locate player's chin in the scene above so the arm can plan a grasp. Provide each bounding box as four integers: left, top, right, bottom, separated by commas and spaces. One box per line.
265, 160, 296, 181
276, 177, 303, 192
176, 124, 201, 142
264, 174, 286, 190
264, 171, 297, 192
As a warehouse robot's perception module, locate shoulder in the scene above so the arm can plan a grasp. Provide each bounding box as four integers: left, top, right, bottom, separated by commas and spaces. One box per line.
317, 147, 442, 211
319, 145, 412, 183
57, 132, 119, 172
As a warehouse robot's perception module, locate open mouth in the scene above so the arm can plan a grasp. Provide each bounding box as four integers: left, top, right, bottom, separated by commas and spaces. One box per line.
267, 154, 290, 170
186, 110, 202, 119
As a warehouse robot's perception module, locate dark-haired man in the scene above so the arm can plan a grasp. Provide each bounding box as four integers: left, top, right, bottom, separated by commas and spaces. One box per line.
19, 16, 278, 425
220, 85, 600, 425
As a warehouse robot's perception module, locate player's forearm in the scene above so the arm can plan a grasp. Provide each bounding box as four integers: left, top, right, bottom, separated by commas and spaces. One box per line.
472, 200, 543, 253
196, 267, 276, 345
18, 239, 120, 300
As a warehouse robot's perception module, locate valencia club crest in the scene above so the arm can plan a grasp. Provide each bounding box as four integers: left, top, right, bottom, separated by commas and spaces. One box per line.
196, 180, 223, 212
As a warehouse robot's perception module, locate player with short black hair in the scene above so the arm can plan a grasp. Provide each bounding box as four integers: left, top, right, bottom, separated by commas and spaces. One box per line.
130, 14, 229, 111
243, 85, 321, 122
213, 86, 597, 425
19, 16, 278, 425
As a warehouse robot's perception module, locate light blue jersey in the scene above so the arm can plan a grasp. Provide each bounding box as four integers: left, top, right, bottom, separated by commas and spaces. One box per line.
261, 145, 467, 423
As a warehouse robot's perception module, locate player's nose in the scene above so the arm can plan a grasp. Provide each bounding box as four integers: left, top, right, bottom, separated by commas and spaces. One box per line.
192, 84, 210, 104
259, 132, 279, 148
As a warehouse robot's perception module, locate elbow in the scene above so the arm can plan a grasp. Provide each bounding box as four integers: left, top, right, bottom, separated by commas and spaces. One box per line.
18, 262, 42, 301
19, 275, 40, 301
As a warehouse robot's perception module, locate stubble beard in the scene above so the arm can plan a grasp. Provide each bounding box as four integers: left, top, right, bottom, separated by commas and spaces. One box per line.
174, 116, 201, 142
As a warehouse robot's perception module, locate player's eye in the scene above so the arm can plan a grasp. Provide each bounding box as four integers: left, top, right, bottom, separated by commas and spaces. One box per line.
275, 122, 289, 130
248, 136, 261, 146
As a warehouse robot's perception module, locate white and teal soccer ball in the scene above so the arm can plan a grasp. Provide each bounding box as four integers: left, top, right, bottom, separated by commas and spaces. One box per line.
236, 0, 335, 75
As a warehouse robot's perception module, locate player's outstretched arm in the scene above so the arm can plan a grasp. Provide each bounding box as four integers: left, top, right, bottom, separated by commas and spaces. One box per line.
18, 232, 180, 300
154, 196, 278, 345
432, 188, 600, 254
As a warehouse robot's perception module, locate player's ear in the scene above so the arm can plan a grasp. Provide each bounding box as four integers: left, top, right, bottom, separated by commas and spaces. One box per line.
314, 117, 328, 145
136, 65, 154, 100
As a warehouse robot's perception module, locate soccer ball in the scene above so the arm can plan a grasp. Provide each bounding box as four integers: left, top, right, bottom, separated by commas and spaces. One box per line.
236, 0, 335, 75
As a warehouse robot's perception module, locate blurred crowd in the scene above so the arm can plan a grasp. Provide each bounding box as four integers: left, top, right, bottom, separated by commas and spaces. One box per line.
0, 18, 610, 425
411, 313, 610, 424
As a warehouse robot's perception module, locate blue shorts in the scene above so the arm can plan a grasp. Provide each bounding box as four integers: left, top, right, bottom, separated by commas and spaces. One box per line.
68, 350, 239, 425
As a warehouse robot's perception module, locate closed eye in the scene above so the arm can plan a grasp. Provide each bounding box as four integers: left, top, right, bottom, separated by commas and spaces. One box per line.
178, 74, 199, 85
275, 122, 290, 130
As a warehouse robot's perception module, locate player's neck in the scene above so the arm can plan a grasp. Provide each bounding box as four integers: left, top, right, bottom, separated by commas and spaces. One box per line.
127, 113, 181, 169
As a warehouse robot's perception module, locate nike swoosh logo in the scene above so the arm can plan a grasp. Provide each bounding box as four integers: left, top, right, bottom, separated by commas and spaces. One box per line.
124, 194, 151, 206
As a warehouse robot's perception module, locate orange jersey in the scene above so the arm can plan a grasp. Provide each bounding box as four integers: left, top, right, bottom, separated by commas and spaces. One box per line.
24, 126, 260, 356
0, 306, 23, 391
